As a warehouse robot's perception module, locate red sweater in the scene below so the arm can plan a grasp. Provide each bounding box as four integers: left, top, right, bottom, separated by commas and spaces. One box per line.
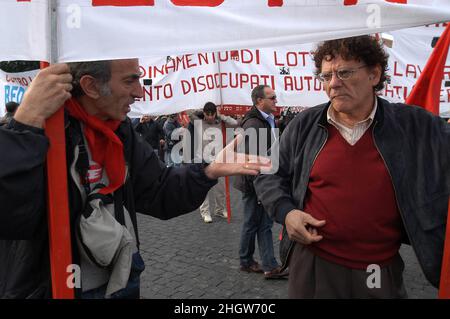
306, 125, 402, 269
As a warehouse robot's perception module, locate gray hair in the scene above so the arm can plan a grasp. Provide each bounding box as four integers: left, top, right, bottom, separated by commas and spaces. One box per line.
251, 85, 269, 106
68, 60, 112, 97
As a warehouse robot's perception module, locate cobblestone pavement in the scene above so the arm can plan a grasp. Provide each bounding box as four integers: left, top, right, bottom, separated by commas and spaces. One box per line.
138, 182, 437, 299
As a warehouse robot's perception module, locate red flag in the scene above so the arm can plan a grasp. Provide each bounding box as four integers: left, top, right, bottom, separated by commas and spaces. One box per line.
405, 24, 450, 115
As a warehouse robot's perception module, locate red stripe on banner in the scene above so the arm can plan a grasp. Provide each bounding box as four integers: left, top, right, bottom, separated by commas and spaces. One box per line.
268, 0, 283, 7
406, 24, 450, 115
171, 0, 224, 6
219, 105, 283, 116
386, 0, 407, 3
439, 199, 450, 299
221, 122, 232, 223
41, 62, 74, 299
92, 0, 154, 6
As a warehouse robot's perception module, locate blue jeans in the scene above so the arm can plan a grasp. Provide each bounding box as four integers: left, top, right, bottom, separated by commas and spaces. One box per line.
81, 252, 145, 299
239, 192, 279, 272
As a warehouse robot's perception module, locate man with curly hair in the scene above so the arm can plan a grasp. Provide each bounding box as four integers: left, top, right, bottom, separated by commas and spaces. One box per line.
254, 35, 449, 298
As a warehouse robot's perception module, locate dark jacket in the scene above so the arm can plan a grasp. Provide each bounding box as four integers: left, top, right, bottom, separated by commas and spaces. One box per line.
254, 97, 450, 288
0, 116, 216, 298
163, 117, 181, 152
134, 119, 164, 150
233, 106, 276, 194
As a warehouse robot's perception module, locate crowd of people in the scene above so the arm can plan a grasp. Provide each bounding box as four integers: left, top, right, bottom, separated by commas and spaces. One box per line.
0, 35, 448, 299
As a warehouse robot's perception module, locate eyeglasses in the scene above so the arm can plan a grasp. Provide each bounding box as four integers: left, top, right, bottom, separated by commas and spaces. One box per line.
317, 65, 367, 83
264, 95, 277, 100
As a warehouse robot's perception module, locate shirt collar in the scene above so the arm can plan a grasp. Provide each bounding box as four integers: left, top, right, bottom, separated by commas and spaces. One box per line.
258, 108, 274, 120
327, 96, 377, 127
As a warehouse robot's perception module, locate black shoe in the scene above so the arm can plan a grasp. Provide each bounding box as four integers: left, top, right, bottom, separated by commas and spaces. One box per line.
264, 266, 289, 279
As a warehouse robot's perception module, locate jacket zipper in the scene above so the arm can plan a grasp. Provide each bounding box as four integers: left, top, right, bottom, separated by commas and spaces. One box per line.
282, 125, 328, 270
371, 122, 421, 267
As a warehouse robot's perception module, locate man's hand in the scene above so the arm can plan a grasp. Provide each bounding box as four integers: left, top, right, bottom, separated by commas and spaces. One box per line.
204, 134, 271, 179
285, 209, 326, 245
159, 139, 165, 146
14, 63, 72, 128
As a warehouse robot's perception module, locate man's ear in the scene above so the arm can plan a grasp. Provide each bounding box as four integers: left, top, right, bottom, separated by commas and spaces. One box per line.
370, 64, 382, 85
79, 75, 101, 99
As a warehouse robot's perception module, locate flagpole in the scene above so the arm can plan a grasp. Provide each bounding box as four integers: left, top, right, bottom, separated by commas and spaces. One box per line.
439, 199, 450, 299
44, 0, 74, 299
221, 122, 232, 223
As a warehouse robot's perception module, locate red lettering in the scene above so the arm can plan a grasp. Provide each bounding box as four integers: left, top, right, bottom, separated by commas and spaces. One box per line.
274, 52, 283, 67
384, 84, 394, 98
298, 52, 308, 67
198, 53, 209, 65
393, 85, 403, 97
170, 0, 224, 6
268, 0, 283, 6
284, 76, 293, 91
304, 76, 313, 91
197, 76, 206, 92
250, 75, 259, 88
230, 51, 239, 61
240, 74, 249, 87
185, 54, 196, 68
286, 52, 298, 67
393, 61, 403, 76
443, 66, 450, 80
405, 64, 417, 78
92, 0, 154, 6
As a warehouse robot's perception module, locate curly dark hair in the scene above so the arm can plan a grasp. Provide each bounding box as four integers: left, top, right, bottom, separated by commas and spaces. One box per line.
312, 35, 389, 92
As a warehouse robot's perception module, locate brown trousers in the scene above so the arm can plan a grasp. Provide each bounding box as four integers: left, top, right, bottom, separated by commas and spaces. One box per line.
288, 244, 408, 299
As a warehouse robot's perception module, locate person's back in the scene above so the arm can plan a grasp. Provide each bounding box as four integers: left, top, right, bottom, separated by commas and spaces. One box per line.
135, 115, 164, 150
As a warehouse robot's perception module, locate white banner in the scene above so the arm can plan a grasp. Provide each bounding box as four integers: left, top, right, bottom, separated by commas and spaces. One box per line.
56, 0, 450, 62
1, 25, 448, 117
0, 0, 49, 61
131, 24, 450, 117
383, 24, 450, 117
0, 69, 39, 117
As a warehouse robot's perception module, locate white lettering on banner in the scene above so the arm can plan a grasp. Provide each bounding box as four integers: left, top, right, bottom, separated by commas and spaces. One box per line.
66, 4, 82, 29
366, 4, 381, 29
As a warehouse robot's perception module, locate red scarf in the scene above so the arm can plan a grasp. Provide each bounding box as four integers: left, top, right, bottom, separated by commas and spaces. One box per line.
65, 98, 125, 195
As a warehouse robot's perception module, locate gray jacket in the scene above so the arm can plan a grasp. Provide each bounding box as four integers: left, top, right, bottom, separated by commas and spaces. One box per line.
254, 97, 450, 288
